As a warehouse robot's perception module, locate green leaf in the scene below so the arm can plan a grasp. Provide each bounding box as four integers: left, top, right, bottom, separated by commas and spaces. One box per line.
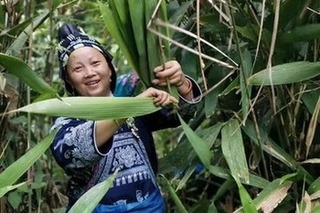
242, 120, 314, 183
278, 24, 320, 44
205, 89, 218, 117
145, 0, 162, 86
207, 166, 270, 189
178, 114, 211, 168
0, 131, 57, 193
302, 91, 320, 121
213, 179, 236, 201
234, 175, 295, 213
0, 17, 32, 39
160, 175, 188, 213
10, 97, 159, 120
159, 122, 222, 174
207, 202, 218, 213
69, 170, 118, 213
0, 182, 26, 198
240, 49, 252, 120
128, 0, 150, 85
168, 0, 194, 25
308, 177, 320, 194
242, 120, 297, 169
6, 11, 49, 56
236, 181, 258, 213
221, 119, 249, 183
0, 53, 57, 95
98, 1, 139, 73
248, 62, 320, 86
111, 0, 139, 65
159, 0, 171, 58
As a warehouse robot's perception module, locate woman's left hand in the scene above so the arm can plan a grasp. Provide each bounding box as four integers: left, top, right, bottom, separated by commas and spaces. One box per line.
152, 60, 186, 87
152, 60, 193, 99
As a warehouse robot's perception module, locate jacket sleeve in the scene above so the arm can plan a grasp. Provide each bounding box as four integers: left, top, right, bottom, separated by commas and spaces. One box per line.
50, 117, 111, 170
140, 76, 203, 132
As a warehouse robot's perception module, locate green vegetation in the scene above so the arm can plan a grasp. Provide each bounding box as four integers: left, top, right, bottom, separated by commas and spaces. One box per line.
1, 0, 320, 212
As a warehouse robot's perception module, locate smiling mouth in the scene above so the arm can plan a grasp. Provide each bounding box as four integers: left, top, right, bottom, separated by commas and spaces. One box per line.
86, 80, 100, 86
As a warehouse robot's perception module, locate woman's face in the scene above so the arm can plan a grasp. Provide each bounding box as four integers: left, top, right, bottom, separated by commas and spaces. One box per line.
66, 47, 112, 97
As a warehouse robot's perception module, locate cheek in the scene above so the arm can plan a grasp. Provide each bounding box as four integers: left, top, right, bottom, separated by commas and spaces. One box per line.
67, 73, 82, 87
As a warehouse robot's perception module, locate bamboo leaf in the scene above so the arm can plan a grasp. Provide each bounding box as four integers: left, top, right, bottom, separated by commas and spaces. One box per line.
178, 114, 211, 168
207, 166, 270, 189
234, 177, 293, 213
297, 192, 312, 213
6, 11, 49, 56
0, 131, 57, 192
69, 170, 118, 213
0, 182, 26, 198
308, 177, 320, 195
159, 122, 222, 174
221, 119, 249, 183
168, 0, 194, 25
159, 0, 171, 58
128, 0, 150, 85
0, 53, 57, 95
213, 179, 236, 201
242, 120, 297, 169
242, 120, 314, 183
240, 49, 252, 121
236, 180, 258, 213
207, 202, 218, 213
98, 1, 139, 72
302, 91, 320, 119
248, 62, 320, 86
145, 0, 161, 85
8, 97, 159, 120
160, 175, 188, 213
305, 96, 320, 156
0, 17, 32, 38
111, 0, 139, 64
278, 24, 320, 43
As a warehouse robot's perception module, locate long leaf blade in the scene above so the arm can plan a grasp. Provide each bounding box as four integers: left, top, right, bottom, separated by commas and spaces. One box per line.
0, 131, 57, 190
178, 114, 211, 169
98, 1, 139, 72
0, 53, 56, 94
69, 170, 118, 213
128, 0, 149, 85
221, 119, 249, 182
248, 62, 320, 86
9, 97, 159, 120
6, 11, 49, 56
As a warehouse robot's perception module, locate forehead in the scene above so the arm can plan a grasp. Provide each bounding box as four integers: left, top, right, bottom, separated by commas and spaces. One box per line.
68, 46, 105, 63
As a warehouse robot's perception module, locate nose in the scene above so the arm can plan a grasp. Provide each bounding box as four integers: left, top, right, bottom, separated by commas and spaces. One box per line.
84, 67, 96, 78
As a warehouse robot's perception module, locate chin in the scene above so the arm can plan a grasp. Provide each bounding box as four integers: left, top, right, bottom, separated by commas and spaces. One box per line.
89, 91, 110, 97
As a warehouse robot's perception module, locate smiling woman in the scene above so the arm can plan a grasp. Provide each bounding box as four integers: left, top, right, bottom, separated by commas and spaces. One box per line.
66, 47, 113, 97
50, 24, 202, 213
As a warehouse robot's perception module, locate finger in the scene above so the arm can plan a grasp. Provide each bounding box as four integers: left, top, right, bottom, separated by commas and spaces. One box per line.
153, 91, 164, 106
170, 96, 179, 104
154, 62, 181, 78
157, 92, 171, 106
152, 79, 167, 86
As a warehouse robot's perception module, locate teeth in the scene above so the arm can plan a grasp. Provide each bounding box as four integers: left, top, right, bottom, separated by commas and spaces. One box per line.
87, 81, 99, 85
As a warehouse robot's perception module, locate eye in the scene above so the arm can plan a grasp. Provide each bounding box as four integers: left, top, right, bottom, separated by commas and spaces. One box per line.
92, 60, 100, 66
73, 66, 82, 72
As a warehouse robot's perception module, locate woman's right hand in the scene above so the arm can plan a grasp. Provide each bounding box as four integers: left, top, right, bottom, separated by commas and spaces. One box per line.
138, 87, 178, 107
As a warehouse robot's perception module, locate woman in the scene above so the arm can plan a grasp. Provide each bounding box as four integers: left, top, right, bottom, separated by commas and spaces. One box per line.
51, 24, 202, 212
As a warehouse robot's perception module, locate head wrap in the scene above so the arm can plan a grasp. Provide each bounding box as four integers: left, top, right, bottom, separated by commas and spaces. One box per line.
57, 24, 117, 95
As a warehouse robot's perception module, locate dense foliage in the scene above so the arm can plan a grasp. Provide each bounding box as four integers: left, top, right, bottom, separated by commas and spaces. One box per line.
1, 0, 320, 212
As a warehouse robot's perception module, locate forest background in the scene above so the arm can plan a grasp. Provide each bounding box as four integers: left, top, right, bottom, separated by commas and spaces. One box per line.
1, 0, 320, 212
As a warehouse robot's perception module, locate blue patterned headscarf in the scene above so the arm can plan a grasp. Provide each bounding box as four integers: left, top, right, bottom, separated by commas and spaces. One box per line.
57, 24, 117, 95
